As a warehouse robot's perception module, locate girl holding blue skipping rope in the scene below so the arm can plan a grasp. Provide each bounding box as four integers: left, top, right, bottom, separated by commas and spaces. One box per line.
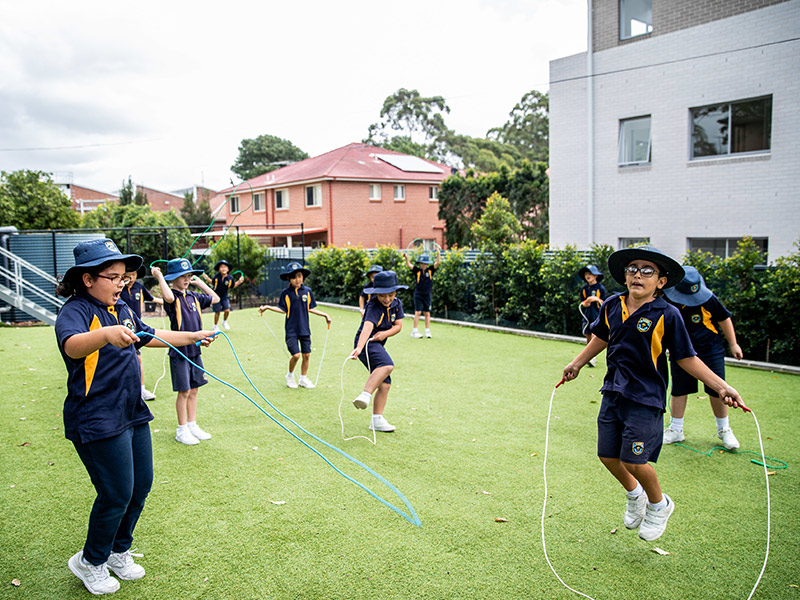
55, 239, 216, 596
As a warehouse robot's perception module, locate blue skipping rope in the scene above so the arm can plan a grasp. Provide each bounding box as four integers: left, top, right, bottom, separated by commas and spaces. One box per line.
137, 330, 421, 527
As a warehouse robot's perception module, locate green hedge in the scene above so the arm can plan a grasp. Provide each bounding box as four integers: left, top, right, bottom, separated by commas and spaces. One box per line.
306, 238, 800, 366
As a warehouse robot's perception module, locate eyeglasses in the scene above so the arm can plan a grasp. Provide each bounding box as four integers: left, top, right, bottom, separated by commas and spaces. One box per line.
96, 274, 132, 286
624, 265, 658, 278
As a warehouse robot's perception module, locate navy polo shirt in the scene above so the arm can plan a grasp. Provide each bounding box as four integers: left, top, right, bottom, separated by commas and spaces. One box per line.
212, 273, 234, 300
163, 289, 213, 358
278, 285, 317, 337
412, 266, 435, 296
55, 294, 155, 444
360, 280, 373, 305
355, 296, 405, 344
580, 282, 607, 322
120, 281, 154, 318
667, 294, 731, 357
590, 293, 696, 410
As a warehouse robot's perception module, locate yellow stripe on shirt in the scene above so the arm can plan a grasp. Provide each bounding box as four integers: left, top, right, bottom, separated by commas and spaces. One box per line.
85, 314, 101, 396
650, 315, 665, 370
701, 306, 718, 334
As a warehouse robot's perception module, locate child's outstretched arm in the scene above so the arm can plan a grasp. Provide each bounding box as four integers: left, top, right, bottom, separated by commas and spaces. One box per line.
433, 249, 442, 268
402, 252, 413, 269
718, 318, 743, 359
233, 275, 245, 288
258, 304, 285, 315
309, 308, 332, 326
562, 336, 607, 382
349, 321, 375, 359
675, 356, 746, 409
201, 273, 213, 284
151, 267, 175, 304
63, 326, 140, 359
146, 329, 217, 348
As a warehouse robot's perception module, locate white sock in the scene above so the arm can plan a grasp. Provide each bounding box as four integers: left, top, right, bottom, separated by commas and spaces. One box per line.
650, 497, 668, 511
425, 328, 431, 333
715, 416, 730, 431
187, 421, 197, 427
626, 482, 645, 498
669, 417, 684, 432
141, 384, 146, 394
178, 423, 188, 431
223, 320, 228, 326
412, 328, 419, 333
372, 413, 383, 420
287, 371, 294, 377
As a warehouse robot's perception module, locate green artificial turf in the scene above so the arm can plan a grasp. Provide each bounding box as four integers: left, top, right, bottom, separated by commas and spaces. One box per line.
1, 306, 799, 599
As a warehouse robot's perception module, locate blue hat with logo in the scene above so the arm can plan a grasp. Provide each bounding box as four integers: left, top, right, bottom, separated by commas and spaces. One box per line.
608, 245, 685, 288
416, 254, 432, 265
63, 238, 142, 281
663, 266, 713, 306
280, 261, 311, 281
578, 264, 604, 282
164, 257, 204, 281
363, 270, 408, 294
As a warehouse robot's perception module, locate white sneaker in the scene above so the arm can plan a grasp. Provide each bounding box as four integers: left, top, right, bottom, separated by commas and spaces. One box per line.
68, 551, 120, 595
624, 492, 648, 529
353, 392, 371, 410
141, 389, 156, 401
425, 329, 432, 338
187, 422, 211, 440
638, 495, 675, 541
107, 550, 145, 580
175, 427, 199, 445
717, 427, 740, 450
213, 324, 220, 333
285, 373, 298, 389
369, 415, 396, 432
410, 331, 423, 339
663, 428, 685, 444
298, 375, 315, 389
223, 321, 230, 331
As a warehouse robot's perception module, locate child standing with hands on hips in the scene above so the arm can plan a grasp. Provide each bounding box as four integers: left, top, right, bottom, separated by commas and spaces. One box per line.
153, 258, 220, 446
202, 259, 244, 332
258, 262, 331, 389
403, 250, 440, 338
56, 239, 215, 595
350, 270, 406, 432
562, 246, 746, 542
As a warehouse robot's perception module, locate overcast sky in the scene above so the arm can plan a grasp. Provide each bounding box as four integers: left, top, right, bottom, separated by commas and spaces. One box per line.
0, 0, 587, 195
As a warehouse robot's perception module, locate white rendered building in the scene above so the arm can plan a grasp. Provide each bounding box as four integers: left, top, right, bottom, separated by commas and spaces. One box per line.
549, 0, 800, 262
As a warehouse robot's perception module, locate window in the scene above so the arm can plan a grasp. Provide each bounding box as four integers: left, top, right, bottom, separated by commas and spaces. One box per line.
305, 184, 322, 208
394, 185, 405, 201
618, 116, 651, 165
691, 96, 772, 159
619, 237, 650, 249
620, 0, 652, 39
688, 237, 768, 263
253, 193, 264, 212
369, 184, 381, 201
275, 189, 288, 210
429, 186, 439, 201
229, 195, 239, 214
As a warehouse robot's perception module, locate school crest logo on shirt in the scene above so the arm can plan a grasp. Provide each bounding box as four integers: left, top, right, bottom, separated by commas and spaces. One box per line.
636, 318, 652, 333
122, 318, 135, 332
134, 292, 141, 301
302, 294, 308, 302
632, 441, 644, 455
691, 314, 701, 323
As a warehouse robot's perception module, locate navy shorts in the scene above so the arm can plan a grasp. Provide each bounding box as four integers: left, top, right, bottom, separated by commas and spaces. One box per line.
170, 355, 208, 392
671, 352, 725, 397
356, 338, 393, 385
286, 335, 311, 355
213, 297, 231, 312
413, 293, 432, 312
597, 392, 663, 464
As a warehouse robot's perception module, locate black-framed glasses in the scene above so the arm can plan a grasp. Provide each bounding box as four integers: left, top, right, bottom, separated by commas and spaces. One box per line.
624, 265, 658, 278
96, 274, 132, 286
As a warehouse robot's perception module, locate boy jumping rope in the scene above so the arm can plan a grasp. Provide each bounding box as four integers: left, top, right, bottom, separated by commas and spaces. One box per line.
258, 262, 331, 389
577, 264, 607, 367
202, 259, 245, 332
403, 249, 441, 338
349, 270, 406, 432
153, 258, 220, 445
663, 265, 744, 450
562, 246, 746, 541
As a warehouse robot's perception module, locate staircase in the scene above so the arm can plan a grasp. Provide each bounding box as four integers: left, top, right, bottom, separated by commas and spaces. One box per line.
0, 245, 63, 326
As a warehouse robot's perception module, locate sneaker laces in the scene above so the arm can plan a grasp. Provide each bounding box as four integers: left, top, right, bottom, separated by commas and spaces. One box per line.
87, 561, 113, 581
112, 550, 134, 568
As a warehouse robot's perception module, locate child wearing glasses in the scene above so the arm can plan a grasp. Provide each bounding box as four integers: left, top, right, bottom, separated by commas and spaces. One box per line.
55, 239, 215, 595
152, 258, 220, 446
562, 246, 746, 542
577, 264, 607, 366
120, 264, 163, 401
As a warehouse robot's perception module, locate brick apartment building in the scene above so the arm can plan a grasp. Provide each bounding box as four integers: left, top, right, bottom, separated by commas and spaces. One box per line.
549, 0, 799, 261
57, 182, 118, 216
211, 143, 452, 249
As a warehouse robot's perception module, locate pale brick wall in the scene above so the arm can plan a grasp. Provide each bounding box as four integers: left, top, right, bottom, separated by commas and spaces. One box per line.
550, 0, 800, 261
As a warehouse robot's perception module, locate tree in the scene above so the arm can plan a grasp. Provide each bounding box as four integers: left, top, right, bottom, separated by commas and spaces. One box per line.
207, 232, 267, 289
470, 192, 522, 251
0, 170, 80, 230
181, 191, 213, 232
231, 135, 309, 181
487, 90, 549, 163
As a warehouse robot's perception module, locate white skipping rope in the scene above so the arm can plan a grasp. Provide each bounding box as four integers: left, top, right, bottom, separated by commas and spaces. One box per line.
259, 311, 330, 388
543, 382, 770, 600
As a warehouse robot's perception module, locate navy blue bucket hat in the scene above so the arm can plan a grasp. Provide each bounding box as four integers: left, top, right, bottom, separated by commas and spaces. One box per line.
578, 264, 604, 282
164, 257, 204, 281
280, 261, 311, 281
366, 264, 383, 276
416, 254, 432, 265
363, 270, 408, 294
215, 259, 231, 271
63, 238, 142, 282
608, 245, 685, 288
664, 266, 713, 306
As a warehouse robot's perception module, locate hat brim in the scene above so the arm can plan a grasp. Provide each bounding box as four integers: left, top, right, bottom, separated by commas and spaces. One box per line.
63, 254, 142, 282
608, 247, 684, 288
363, 284, 408, 294
164, 268, 204, 281
215, 261, 231, 271
664, 284, 713, 306
280, 268, 311, 281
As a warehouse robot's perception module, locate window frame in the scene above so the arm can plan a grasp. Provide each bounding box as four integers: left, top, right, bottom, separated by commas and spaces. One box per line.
305, 184, 322, 208
229, 195, 240, 214
429, 186, 439, 202
253, 192, 265, 212
618, 115, 652, 166
690, 95, 772, 160
620, 0, 653, 40
393, 184, 406, 201
369, 183, 382, 201
275, 189, 289, 211
687, 237, 768, 264
618, 237, 650, 249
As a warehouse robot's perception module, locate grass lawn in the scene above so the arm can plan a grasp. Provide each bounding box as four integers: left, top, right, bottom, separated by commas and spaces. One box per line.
1, 305, 799, 600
